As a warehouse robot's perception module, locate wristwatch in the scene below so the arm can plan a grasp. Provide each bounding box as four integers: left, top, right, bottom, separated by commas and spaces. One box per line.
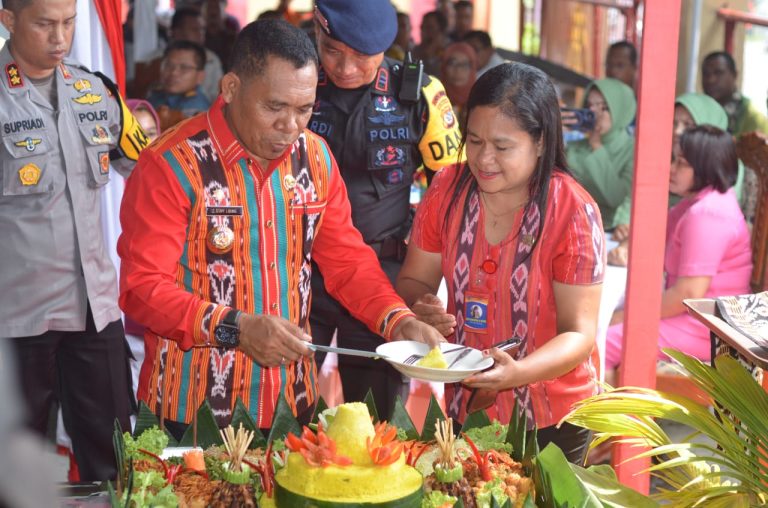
214, 309, 241, 348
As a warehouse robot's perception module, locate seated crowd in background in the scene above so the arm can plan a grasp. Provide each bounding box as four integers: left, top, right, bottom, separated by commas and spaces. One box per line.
604, 125, 752, 383
122, 1, 768, 371
146, 40, 210, 128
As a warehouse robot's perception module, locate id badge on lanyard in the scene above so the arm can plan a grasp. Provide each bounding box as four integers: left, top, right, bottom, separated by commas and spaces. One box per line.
464, 291, 490, 333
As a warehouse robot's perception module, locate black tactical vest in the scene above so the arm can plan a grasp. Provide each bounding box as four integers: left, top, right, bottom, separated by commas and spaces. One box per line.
309, 58, 430, 244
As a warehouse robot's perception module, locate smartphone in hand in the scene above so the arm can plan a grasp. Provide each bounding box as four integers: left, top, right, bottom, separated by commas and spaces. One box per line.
561, 107, 596, 132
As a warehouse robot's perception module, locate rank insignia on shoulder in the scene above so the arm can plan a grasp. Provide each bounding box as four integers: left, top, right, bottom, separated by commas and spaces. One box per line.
18, 163, 41, 186
6, 63, 23, 88
98, 151, 109, 175
59, 64, 72, 80
14, 137, 42, 152
73, 78, 92, 93
73, 93, 102, 105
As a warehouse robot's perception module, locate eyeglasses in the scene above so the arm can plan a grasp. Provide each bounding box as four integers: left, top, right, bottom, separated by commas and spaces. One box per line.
162, 63, 200, 74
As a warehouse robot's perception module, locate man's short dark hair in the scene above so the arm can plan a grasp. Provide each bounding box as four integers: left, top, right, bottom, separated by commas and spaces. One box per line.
608, 40, 637, 67
2, 0, 33, 13
455, 1, 473, 11
171, 6, 202, 31
164, 40, 206, 70
422, 10, 448, 32
679, 125, 738, 193
257, 9, 282, 20
463, 30, 492, 49
703, 51, 737, 75
229, 19, 318, 79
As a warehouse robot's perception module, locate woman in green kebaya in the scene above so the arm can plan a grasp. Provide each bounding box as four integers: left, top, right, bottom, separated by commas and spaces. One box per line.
566, 78, 636, 230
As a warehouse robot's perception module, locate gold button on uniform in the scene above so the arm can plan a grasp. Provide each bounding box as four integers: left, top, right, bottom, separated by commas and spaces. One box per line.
269, 261, 276, 270
271, 303, 278, 310
266, 219, 273, 228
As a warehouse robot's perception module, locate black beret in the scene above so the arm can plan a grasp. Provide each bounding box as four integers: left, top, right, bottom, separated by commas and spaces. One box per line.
315, 0, 397, 55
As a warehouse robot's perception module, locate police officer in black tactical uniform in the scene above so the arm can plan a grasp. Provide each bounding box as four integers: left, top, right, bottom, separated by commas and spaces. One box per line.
309, 0, 463, 417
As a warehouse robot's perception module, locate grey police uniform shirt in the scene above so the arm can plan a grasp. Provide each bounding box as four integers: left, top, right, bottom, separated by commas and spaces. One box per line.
0, 46, 136, 338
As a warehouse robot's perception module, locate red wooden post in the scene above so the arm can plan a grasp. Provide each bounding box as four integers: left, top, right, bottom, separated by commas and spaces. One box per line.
593, 6, 603, 77
623, 7, 636, 44
724, 20, 735, 54
716, 8, 768, 55
614, 0, 682, 493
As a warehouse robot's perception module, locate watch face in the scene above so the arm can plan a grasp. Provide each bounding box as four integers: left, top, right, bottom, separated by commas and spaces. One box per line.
215, 324, 239, 348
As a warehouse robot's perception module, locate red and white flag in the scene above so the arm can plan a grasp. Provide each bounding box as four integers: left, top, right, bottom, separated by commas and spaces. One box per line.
70, 0, 128, 274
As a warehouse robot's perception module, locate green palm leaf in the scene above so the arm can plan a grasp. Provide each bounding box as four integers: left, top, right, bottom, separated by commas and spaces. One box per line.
562, 351, 768, 506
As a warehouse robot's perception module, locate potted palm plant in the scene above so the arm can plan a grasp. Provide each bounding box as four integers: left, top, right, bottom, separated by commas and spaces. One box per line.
563, 348, 768, 507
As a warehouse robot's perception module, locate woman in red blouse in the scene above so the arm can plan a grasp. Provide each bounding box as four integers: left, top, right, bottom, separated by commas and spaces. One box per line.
396, 63, 605, 463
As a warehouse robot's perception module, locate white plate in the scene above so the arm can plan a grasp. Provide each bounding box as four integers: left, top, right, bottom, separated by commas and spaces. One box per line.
375, 341, 493, 383
160, 446, 203, 460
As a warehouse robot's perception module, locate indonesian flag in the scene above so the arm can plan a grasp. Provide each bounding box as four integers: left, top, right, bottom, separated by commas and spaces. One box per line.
55, 2, 131, 476
70, 0, 127, 275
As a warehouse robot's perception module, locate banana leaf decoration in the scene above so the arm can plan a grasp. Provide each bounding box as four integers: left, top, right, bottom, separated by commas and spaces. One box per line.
112, 385, 668, 506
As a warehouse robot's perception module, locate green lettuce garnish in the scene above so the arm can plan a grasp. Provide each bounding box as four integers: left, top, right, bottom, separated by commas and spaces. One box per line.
124, 426, 169, 460
120, 470, 178, 507
463, 421, 512, 453
475, 477, 509, 508
422, 490, 458, 508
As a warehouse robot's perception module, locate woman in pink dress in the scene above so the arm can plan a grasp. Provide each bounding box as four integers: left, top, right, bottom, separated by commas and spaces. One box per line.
604, 125, 752, 381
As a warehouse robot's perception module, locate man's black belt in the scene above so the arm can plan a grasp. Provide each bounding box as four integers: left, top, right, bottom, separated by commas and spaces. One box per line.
368, 236, 407, 261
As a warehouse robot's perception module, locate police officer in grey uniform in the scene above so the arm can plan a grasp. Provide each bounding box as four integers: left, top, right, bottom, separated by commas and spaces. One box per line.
0, 0, 148, 480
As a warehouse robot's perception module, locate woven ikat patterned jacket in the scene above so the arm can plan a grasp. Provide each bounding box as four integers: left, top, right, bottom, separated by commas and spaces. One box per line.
118, 97, 414, 427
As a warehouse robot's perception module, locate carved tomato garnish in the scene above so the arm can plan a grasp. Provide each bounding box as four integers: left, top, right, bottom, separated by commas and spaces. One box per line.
367, 421, 404, 466
285, 425, 352, 468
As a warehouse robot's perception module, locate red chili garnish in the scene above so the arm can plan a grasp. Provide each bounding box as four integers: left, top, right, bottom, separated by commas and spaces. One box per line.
245, 441, 276, 498
403, 440, 429, 467
461, 433, 493, 481
138, 448, 169, 480
137, 448, 208, 484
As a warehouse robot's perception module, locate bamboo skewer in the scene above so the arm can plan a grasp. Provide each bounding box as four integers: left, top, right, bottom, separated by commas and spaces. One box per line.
192, 364, 199, 448
220, 423, 255, 472
435, 418, 456, 468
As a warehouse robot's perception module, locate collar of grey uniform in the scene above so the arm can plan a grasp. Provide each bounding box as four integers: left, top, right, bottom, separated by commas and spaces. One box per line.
0, 44, 77, 96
